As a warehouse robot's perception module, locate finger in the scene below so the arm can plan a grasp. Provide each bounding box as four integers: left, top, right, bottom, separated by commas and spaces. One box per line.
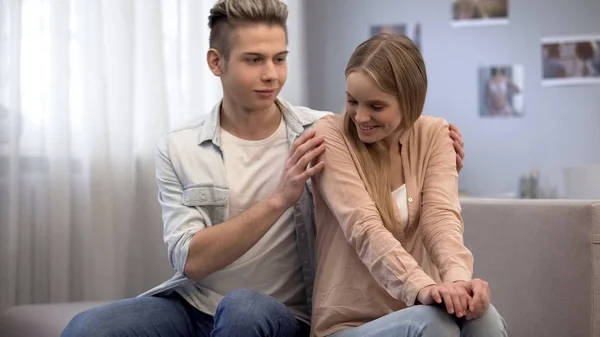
431, 287, 443, 304
471, 283, 483, 313
450, 124, 462, 137
289, 130, 315, 157
481, 282, 491, 309
295, 144, 326, 172
292, 137, 324, 165
300, 161, 325, 180
450, 130, 464, 146
440, 289, 455, 315
474, 280, 486, 301
456, 154, 463, 171
289, 136, 324, 166
459, 288, 469, 318
449, 130, 458, 141
450, 288, 464, 317
454, 141, 465, 159
466, 294, 474, 319
460, 280, 473, 296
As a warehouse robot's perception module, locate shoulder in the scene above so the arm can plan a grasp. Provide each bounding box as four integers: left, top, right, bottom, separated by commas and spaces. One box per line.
313, 114, 345, 136
161, 118, 205, 144
157, 115, 212, 157
276, 97, 333, 126
408, 115, 450, 145
293, 105, 333, 124
169, 117, 207, 136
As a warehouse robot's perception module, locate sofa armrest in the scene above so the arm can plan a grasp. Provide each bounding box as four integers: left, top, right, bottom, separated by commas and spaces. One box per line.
461, 198, 600, 337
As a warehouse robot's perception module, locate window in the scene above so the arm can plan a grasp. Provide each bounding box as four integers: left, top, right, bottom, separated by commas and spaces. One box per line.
16, 0, 194, 157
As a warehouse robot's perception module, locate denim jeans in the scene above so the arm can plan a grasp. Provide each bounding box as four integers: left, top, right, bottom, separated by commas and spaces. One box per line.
330, 304, 507, 337
61, 289, 310, 337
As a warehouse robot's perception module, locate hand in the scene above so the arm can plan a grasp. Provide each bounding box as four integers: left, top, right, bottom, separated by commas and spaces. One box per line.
449, 124, 465, 172
269, 130, 326, 209
459, 279, 491, 320
417, 283, 472, 318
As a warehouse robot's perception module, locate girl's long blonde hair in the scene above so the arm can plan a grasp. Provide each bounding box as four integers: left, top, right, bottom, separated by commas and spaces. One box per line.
344, 33, 427, 235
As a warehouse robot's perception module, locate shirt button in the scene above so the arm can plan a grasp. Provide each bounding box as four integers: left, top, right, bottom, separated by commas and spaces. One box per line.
408, 197, 413, 203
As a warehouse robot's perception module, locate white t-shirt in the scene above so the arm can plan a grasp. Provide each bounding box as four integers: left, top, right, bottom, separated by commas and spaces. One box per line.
176, 117, 308, 322
392, 184, 409, 229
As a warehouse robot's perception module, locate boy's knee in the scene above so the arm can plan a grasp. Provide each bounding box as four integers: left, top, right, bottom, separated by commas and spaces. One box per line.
62, 309, 106, 337
61, 300, 151, 337
218, 289, 291, 320
216, 289, 298, 333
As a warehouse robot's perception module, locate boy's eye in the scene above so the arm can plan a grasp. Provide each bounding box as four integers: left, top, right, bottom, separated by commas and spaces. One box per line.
248, 58, 261, 64
346, 99, 358, 105
372, 106, 384, 111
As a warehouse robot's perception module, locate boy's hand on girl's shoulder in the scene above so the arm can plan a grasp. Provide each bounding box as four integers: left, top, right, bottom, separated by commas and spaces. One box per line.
269, 130, 325, 210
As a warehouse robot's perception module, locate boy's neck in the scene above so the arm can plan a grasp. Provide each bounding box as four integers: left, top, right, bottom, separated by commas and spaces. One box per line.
220, 97, 282, 141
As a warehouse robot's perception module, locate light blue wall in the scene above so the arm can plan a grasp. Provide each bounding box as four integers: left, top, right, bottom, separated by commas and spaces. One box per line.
304, 0, 600, 197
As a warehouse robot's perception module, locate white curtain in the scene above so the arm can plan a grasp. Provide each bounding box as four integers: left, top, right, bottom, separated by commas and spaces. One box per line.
0, 0, 223, 311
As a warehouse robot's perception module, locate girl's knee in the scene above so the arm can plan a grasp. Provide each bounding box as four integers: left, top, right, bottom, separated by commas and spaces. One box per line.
462, 304, 507, 337
410, 306, 460, 337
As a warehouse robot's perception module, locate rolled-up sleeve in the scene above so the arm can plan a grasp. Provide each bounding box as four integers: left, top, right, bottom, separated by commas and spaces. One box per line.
313, 117, 436, 306
155, 136, 206, 275
420, 120, 474, 283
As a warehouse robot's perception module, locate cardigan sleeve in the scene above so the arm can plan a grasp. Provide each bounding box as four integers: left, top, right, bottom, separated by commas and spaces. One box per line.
419, 118, 474, 283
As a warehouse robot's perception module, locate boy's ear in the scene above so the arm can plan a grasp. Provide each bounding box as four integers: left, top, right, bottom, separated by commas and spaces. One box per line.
207, 48, 224, 76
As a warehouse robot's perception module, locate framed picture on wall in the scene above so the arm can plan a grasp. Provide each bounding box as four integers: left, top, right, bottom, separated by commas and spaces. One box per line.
451, 0, 509, 27
370, 23, 421, 50
478, 65, 524, 117
541, 35, 600, 86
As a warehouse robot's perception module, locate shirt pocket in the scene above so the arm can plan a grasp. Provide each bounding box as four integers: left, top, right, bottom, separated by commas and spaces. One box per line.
181, 185, 229, 225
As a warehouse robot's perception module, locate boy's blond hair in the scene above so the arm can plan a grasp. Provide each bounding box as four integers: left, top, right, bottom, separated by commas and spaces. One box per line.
208, 0, 288, 59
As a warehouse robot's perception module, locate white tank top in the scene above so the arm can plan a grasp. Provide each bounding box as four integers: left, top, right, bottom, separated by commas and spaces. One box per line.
392, 184, 409, 229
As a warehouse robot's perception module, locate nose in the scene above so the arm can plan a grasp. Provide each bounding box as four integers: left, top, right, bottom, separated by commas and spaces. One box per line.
353, 105, 371, 123
261, 61, 277, 82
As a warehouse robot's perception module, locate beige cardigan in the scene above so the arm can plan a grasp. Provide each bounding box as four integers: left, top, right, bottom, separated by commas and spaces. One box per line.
310, 114, 474, 337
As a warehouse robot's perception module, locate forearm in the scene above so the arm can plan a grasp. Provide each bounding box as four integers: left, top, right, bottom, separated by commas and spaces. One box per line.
422, 217, 473, 282
183, 196, 287, 281
350, 221, 437, 305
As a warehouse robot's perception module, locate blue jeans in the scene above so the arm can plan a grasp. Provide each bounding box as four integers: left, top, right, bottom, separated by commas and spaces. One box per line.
61, 289, 310, 337
331, 304, 507, 337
